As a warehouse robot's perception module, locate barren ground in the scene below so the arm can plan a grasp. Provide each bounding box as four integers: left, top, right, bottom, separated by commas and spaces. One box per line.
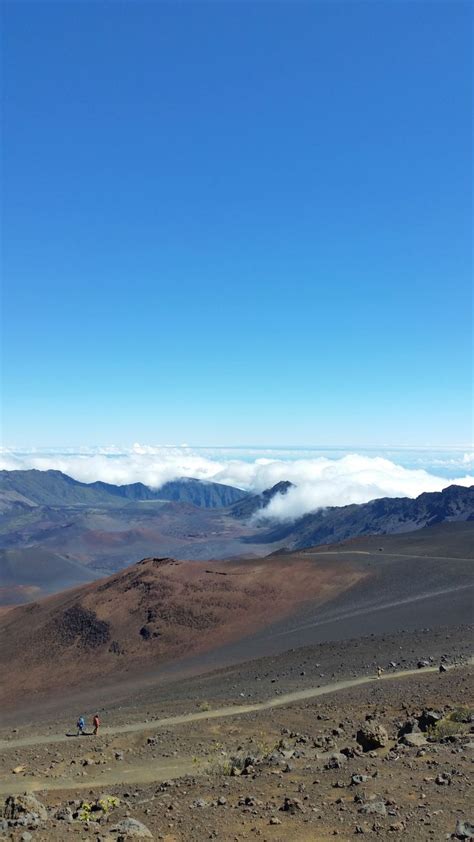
0, 625, 472, 841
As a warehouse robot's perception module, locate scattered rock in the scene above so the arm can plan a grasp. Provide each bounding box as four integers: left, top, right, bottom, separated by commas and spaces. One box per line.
358, 801, 387, 817
418, 709, 443, 731
389, 821, 405, 832
356, 722, 388, 751
54, 806, 74, 822
397, 718, 420, 738
325, 752, 347, 770
112, 817, 153, 838
351, 774, 371, 785
3, 794, 48, 822
401, 732, 427, 748
281, 796, 305, 814
453, 819, 474, 839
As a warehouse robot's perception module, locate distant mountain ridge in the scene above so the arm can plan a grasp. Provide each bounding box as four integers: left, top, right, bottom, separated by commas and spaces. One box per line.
250, 483, 474, 549
0, 469, 248, 510
1, 470, 473, 605
230, 480, 295, 519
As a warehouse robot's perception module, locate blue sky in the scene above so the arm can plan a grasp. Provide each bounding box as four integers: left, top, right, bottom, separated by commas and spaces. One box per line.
2, 0, 472, 447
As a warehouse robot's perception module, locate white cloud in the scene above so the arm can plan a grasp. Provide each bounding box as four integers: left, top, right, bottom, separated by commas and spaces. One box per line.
0, 445, 472, 521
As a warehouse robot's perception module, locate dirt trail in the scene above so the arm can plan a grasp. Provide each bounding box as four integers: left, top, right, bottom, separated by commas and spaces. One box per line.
303, 550, 474, 561
0, 663, 471, 795
0, 758, 196, 796
0, 664, 461, 753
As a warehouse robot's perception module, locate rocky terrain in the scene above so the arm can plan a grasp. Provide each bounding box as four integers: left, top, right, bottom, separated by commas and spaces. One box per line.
0, 626, 472, 841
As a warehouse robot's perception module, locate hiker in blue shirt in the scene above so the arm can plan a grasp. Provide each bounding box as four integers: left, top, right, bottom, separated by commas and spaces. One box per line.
77, 716, 86, 736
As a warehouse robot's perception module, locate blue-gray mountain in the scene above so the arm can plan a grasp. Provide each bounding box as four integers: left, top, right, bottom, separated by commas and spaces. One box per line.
0, 469, 247, 510
0, 469, 472, 603
247, 484, 474, 549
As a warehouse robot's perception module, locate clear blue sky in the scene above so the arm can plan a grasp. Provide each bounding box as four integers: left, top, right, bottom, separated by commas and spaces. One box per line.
2, 0, 472, 447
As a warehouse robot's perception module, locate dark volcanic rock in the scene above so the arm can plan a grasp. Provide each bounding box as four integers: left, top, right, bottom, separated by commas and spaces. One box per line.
356, 722, 388, 752
3, 794, 47, 824
418, 709, 443, 731
50, 605, 110, 650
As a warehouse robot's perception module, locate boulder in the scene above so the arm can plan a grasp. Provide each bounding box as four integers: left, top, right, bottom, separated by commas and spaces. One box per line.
453, 819, 474, 839
54, 806, 73, 822
356, 722, 388, 751
351, 774, 371, 785
112, 818, 153, 839
401, 733, 427, 748
418, 709, 443, 731
3, 794, 47, 822
358, 801, 387, 817
281, 796, 305, 814
324, 752, 347, 770
397, 718, 420, 738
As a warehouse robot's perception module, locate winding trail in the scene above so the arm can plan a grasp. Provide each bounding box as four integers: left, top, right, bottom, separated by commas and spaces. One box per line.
0, 662, 470, 795
0, 663, 460, 752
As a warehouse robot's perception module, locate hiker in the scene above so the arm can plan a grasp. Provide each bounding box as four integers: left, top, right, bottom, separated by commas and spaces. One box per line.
376, 666, 384, 679
77, 715, 86, 736
93, 713, 100, 735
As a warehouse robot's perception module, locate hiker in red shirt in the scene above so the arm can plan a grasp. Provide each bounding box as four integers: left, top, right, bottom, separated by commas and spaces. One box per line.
93, 713, 100, 735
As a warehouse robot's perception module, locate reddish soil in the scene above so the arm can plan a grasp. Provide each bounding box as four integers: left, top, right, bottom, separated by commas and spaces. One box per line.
0, 553, 363, 706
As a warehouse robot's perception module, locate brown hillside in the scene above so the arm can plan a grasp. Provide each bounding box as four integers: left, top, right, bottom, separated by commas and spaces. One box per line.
0, 553, 363, 704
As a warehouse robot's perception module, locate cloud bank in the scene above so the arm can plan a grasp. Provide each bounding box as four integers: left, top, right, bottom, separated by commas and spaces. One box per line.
1, 444, 473, 521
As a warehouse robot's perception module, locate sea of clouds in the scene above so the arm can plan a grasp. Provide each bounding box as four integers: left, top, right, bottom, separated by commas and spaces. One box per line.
1, 444, 473, 521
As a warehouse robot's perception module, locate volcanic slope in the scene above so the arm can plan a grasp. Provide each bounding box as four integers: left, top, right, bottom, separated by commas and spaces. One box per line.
1, 521, 472, 710
0, 469, 247, 509
250, 483, 474, 547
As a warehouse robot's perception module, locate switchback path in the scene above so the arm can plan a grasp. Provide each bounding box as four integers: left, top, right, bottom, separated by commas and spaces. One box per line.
0, 663, 467, 752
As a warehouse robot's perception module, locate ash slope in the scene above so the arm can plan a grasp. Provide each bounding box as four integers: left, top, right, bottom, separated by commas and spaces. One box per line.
1, 521, 472, 709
